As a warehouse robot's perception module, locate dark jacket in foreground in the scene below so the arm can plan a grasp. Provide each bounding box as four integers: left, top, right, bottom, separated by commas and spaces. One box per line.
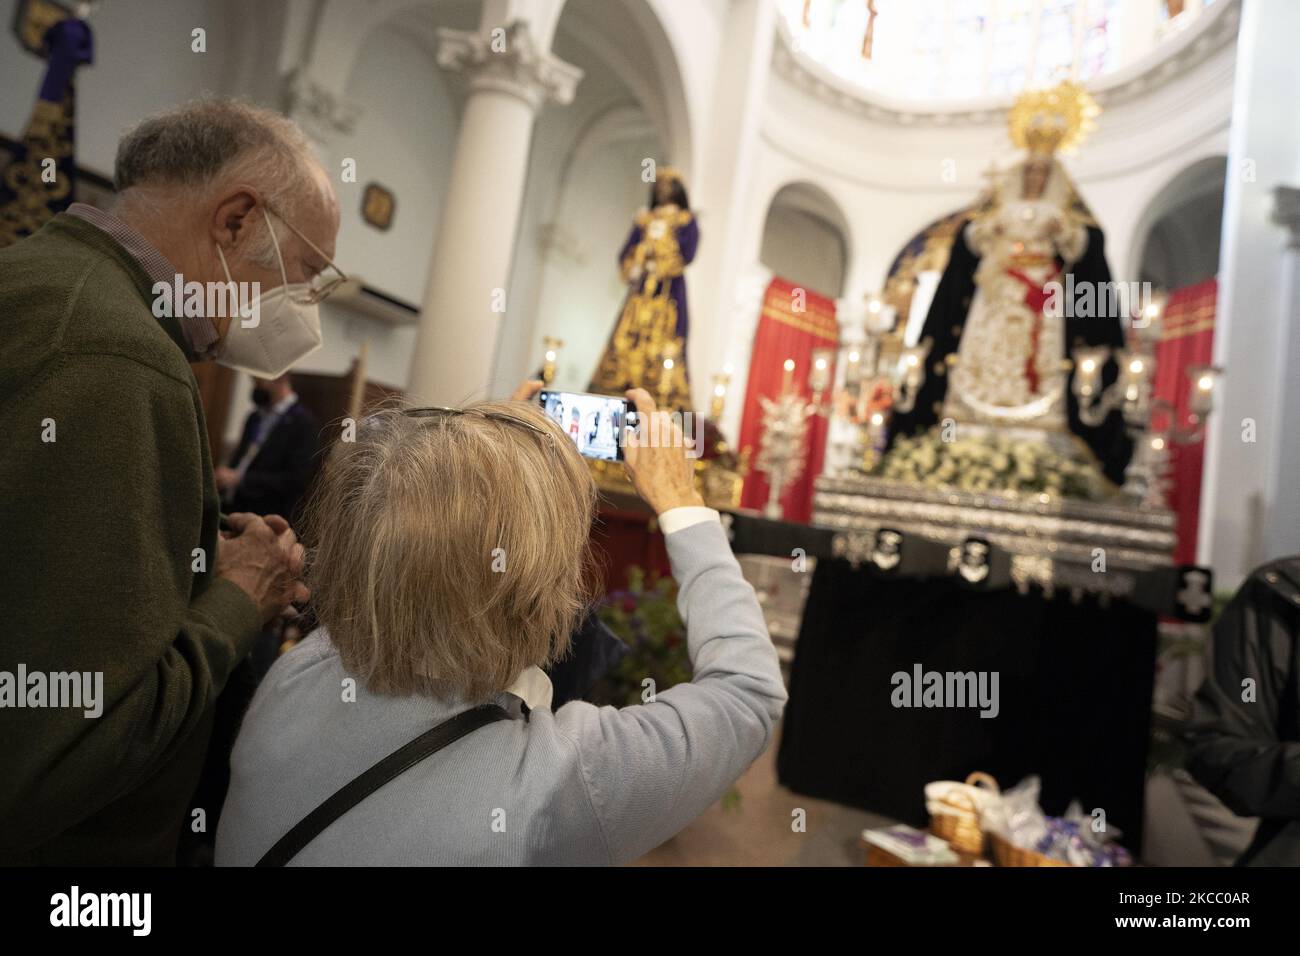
0, 214, 261, 864
1186, 556, 1300, 865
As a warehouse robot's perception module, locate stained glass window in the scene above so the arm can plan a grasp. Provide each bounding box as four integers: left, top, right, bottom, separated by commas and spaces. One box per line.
1032, 0, 1077, 87
1080, 0, 1121, 80
943, 0, 989, 98
987, 0, 1033, 95
910, 5, 947, 99
779, 0, 1216, 102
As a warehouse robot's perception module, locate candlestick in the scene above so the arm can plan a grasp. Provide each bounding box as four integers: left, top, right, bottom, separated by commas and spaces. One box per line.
540, 335, 563, 385
809, 348, 833, 395
655, 340, 681, 409
710, 368, 731, 421
845, 349, 863, 385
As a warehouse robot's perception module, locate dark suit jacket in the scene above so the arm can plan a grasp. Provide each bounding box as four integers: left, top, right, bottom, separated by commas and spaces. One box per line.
227, 401, 321, 522
1187, 557, 1300, 865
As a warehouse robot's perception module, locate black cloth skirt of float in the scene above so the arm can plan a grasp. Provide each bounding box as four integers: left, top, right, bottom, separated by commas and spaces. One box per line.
776, 559, 1157, 850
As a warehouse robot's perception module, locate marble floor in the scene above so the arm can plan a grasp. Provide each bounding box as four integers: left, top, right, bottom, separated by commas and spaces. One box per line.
630, 719, 1248, 866
632, 721, 894, 866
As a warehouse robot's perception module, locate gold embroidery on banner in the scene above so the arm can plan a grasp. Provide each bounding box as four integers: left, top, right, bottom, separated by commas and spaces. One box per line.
1159, 317, 1216, 341
760, 306, 839, 342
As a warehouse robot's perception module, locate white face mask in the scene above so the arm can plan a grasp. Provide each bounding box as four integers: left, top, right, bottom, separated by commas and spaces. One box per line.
214, 208, 324, 378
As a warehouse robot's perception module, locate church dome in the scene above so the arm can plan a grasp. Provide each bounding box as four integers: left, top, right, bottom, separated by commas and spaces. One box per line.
779, 0, 1224, 106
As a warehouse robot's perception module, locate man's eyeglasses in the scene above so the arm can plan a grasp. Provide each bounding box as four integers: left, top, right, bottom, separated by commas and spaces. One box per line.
265, 205, 349, 306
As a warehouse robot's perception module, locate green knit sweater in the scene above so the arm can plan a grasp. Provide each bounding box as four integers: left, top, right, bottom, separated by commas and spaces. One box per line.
0, 214, 261, 864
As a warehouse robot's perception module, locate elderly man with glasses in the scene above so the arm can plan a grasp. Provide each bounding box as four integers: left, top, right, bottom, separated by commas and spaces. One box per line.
0, 99, 341, 864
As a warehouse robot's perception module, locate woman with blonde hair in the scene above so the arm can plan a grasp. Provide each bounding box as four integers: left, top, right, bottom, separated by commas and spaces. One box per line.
216, 388, 786, 865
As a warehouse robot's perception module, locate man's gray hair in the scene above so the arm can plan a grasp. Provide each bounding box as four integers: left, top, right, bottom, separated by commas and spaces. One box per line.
114, 99, 325, 259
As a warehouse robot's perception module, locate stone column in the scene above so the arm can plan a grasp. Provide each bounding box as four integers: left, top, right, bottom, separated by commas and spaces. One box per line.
1263, 185, 1300, 561
407, 20, 581, 405
688, 0, 778, 412
1198, 0, 1300, 586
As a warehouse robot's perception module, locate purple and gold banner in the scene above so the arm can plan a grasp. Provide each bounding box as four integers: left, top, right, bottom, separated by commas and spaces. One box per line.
0, 12, 93, 248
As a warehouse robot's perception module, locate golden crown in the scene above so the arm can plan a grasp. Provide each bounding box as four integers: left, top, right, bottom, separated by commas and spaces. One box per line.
1008, 81, 1100, 156
656, 165, 683, 184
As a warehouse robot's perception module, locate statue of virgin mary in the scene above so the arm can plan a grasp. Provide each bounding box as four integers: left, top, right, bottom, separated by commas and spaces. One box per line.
888, 82, 1132, 486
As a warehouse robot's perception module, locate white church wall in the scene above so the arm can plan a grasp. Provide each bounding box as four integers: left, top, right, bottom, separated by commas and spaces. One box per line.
224, 3, 474, 446
642, 0, 730, 185
1200, 0, 1300, 587
331, 25, 456, 312
759, 204, 845, 300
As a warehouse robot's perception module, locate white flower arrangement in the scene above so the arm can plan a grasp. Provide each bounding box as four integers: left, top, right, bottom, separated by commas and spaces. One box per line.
873, 427, 1107, 500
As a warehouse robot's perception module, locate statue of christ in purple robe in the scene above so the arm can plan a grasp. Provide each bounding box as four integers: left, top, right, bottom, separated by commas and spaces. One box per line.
589, 169, 699, 411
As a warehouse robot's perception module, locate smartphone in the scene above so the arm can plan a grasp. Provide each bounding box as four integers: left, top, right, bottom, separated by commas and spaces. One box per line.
538, 390, 637, 462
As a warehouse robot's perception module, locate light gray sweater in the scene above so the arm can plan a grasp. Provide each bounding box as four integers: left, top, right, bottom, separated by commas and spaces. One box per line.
214, 517, 787, 865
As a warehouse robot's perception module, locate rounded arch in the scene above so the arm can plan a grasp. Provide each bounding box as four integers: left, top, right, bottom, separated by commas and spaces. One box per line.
517, 99, 664, 390
548, 0, 694, 174
291, 0, 482, 97
758, 180, 854, 299
491, 0, 695, 392
1127, 154, 1228, 288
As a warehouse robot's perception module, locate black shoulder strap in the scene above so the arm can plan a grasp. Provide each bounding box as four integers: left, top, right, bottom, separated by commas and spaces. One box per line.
256, 703, 510, 867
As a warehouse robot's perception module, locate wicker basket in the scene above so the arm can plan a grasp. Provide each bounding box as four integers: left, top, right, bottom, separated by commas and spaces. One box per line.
927, 772, 1000, 855
989, 832, 1073, 867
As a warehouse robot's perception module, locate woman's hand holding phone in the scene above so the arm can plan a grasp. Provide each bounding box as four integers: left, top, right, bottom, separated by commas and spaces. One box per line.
510, 379, 545, 402
621, 388, 706, 516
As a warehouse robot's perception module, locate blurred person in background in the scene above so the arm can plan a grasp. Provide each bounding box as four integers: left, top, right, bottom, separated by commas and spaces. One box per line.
216, 372, 321, 526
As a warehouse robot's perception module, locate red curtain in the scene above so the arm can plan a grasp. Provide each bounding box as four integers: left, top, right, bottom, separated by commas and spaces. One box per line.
738, 278, 838, 523
1152, 277, 1217, 564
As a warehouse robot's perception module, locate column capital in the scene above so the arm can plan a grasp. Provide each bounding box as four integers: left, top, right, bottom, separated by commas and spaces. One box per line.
285, 68, 363, 143
436, 20, 583, 111
1273, 185, 1300, 250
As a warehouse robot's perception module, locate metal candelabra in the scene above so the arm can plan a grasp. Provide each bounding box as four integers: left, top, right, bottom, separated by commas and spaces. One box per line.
1070, 310, 1220, 505
756, 388, 817, 520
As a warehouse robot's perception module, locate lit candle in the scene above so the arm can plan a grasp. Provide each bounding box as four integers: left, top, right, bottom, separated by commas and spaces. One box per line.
901, 348, 923, 387
1188, 366, 1219, 418
1120, 349, 1149, 405
809, 348, 833, 394
1072, 347, 1107, 398
782, 358, 796, 395
867, 410, 887, 456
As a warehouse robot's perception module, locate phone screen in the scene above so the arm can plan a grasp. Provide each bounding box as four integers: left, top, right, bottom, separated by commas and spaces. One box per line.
538, 390, 635, 462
